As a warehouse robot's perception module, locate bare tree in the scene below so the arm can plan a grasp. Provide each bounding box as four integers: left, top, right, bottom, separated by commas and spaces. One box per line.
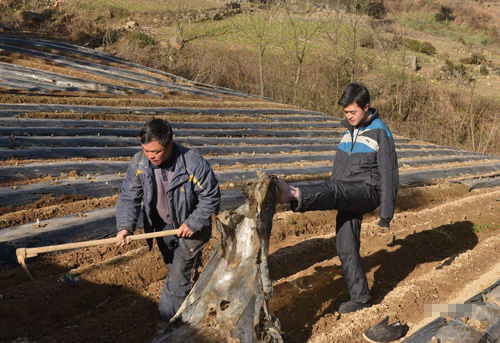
276, 2, 325, 102
231, 3, 276, 97
325, 1, 347, 97
341, 0, 370, 82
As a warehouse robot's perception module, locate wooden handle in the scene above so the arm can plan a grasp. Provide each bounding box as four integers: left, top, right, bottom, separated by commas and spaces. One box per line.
19, 229, 179, 259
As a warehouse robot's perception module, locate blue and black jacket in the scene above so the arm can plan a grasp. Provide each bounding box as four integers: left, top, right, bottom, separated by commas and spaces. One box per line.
332, 108, 399, 220
292, 108, 399, 221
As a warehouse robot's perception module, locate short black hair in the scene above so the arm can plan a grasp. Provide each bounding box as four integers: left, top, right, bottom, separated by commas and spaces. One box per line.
140, 118, 173, 147
338, 83, 370, 108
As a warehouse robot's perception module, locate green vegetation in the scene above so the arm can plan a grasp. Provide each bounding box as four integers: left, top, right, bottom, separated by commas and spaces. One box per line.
442, 59, 469, 79
128, 30, 157, 46
460, 52, 487, 65
394, 10, 493, 47
407, 39, 437, 56
71, 0, 219, 14
472, 223, 496, 233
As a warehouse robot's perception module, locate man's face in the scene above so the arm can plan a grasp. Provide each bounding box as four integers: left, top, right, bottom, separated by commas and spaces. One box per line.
142, 139, 173, 166
342, 102, 370, 127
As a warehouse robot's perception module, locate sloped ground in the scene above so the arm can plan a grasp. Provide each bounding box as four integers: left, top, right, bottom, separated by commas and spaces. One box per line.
1, 36, 500, 343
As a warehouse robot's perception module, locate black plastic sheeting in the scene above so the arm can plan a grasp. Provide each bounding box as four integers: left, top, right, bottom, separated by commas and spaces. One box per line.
0, 188, 244, 263
2, 161, 500, 263
3, 162, 500, 209
0, 176, 123, 208
0, 61, 164, 97
402, 280, 500, 343
2, 154, 496, 184
0, 44, 221, 99
0, 126, 343, 138
0, 118, 341, 129
0, 36, 262, 100
0, 103, 330, 118
0, 135, 343, 148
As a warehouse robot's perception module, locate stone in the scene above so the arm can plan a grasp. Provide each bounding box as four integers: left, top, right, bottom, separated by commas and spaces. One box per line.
167, 37, 184, 50
405, 55, 418, 71
124, 20, 138, 29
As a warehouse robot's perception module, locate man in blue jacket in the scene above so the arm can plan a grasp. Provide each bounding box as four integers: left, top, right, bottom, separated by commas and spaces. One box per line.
115, 118, 220, 332
277, 83, 399, 314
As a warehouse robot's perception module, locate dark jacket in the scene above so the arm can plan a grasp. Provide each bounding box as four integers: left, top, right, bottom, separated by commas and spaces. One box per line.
293, 109, 399, 220
116, 143, 221, 257
334, 109, 399, 219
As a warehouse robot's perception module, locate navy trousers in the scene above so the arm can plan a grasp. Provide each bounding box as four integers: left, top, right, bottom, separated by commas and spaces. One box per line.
296, 180, 380, 303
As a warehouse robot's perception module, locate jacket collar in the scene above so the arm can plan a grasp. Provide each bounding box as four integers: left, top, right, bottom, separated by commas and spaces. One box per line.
341, 108, 379, 131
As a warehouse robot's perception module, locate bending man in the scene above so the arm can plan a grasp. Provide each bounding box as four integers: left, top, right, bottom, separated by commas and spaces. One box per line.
115, 118, 220, 332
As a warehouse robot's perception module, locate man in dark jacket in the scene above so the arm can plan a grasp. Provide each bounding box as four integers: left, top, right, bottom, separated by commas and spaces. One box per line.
115, 118, 221, 332
277, 83, 399, 314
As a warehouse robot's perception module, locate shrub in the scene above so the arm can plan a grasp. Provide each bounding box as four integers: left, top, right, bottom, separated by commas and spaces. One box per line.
441, 59, 469, 79
491, 25, 499, 39
359, 31, 375, 48
129, 30, 157, 47
480, 64, 489, 75
459, 52, 486, 65
407, 39, 437, 56
435, 6, 454, 23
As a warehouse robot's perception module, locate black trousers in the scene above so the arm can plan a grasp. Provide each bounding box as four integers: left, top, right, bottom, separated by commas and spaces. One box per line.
296, 180, 380, 303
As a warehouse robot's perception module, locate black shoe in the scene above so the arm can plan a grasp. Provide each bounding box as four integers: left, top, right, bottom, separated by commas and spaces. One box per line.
338, 300, 371, 314
363, 316, 405, 343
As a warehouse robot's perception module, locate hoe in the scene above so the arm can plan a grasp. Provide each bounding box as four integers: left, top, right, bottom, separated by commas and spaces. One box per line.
16, 229, 179, 299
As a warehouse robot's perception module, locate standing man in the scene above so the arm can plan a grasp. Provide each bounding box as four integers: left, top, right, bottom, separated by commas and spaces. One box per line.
277, 83, 399, 314
115, 118, 220, 332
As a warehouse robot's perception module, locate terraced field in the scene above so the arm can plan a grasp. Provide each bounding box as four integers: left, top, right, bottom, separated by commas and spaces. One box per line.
1, 35, 500, 343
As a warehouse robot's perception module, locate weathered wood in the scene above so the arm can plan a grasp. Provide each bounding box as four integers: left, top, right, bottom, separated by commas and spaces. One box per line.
20, 229, 179, 259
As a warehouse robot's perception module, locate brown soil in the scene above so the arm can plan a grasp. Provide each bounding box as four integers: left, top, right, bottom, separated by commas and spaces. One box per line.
2, 182, 500, 343
0, 195, 119, 229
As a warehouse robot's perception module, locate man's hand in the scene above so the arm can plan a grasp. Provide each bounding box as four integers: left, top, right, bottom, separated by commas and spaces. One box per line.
177, 223, 194, 238
276, 178, 299, 204
377, 218, 391, 228
115, 229, 132, 247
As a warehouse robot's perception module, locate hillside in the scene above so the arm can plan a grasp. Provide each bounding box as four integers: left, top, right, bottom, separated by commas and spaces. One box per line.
1, 1, 500, 343
2, 0, 499, 155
